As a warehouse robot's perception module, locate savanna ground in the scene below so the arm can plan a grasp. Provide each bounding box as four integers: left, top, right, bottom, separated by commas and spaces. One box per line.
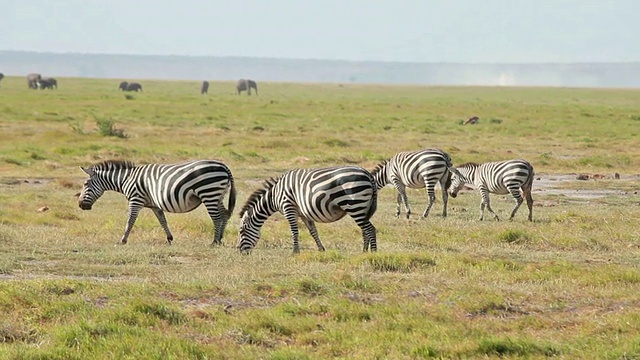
0, 76, 639, 359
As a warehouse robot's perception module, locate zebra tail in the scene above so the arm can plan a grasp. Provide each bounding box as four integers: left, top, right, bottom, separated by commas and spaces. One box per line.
366, 175, 379, 220
523, 163, 535, 191
227, 176, 237, 217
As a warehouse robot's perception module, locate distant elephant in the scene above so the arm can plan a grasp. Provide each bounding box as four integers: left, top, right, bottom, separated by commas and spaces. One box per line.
119, 82, 143, 92
27, 73, 42, 89
236, 79, 258, 95
201, 81, 209, 94
0, 73, 4, 83
38, 77, 57, 90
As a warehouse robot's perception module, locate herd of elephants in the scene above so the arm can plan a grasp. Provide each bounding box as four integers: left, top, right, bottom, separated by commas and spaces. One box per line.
0, 72, 257, 95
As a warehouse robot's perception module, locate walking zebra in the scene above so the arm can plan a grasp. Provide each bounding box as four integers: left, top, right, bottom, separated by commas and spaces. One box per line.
371, 149, 459, 219
448, 159, 534, 221
237, 166, 378, 254
79, 159, 236, 245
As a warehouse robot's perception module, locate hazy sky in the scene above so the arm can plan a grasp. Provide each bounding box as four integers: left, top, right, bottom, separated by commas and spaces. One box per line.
1, 0, 637, 63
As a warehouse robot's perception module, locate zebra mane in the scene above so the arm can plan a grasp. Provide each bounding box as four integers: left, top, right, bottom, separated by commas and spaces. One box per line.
91, 159, 136, 171
370, 159, 389, 178
239, 176, 280, 218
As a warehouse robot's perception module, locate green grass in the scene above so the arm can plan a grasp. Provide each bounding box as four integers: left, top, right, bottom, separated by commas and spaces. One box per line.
1, 76, 640, 358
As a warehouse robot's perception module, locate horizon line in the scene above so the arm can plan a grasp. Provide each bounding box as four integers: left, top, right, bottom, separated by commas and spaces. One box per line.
1, 49, 639, 66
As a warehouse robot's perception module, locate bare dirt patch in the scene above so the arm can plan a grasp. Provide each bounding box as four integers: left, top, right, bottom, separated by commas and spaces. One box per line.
0, 178, 53, 186
533, 173, 640, 199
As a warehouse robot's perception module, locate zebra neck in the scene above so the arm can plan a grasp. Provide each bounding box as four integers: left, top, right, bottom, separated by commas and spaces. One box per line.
461, 167, 477, 184
98, 169, 133, 193
374, 165, 390, 189
252, 195, 279, 223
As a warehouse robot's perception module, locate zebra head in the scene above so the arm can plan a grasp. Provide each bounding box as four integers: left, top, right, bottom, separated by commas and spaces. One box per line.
78, 166, 105, 210
237, 177, 279, 254
448, 163, 475, 198
237, 210, 261, 255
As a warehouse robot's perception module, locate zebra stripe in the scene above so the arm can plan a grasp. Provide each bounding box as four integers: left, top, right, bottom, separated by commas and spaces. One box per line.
237, 166, 378, 254
371, 149, 456, 219
449, 159, 534, 221
79, 159, 236, 245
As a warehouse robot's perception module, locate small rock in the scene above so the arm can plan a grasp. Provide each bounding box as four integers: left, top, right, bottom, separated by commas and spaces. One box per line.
576, 174, 589, 180
38, 206, 49, 212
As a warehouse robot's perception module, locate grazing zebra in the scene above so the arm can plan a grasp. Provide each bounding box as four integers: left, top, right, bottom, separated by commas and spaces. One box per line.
448, 159, 534, 221
237, 166, 378, 254
371, 149, 459, 219
78, 159, 236, 245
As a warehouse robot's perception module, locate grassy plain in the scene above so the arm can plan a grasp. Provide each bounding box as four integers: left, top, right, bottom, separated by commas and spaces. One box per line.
0, 76, 640, 359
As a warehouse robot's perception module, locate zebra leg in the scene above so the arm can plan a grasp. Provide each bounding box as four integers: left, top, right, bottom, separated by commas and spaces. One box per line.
282, 205, 301, 254
508, 188, 524, 221
203, 200, 227, 246
151, 208, 174, 245
301, 217, 325, 251
440, 176, 449, 217
393, 181, 411, 219
524, 188, 534, 221
478, 187, 499, 221
421, 181, 437, 218
120, 205, 143, 244
213, 203, 230, 246
359, 221, 377, 252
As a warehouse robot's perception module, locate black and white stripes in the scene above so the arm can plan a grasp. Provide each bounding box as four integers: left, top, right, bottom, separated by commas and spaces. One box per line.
448, 159, 534, 221
237, 166, 378, 254
79, 159, 236, 245
371, 149, 456, 219
79, 154, 536, 250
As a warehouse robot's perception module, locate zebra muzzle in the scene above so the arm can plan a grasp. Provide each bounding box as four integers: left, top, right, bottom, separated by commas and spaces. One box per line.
79, 202, 92, 210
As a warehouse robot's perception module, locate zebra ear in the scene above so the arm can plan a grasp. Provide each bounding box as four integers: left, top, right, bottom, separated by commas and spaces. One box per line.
448, 166, 462, 178
80, 166, 93, 176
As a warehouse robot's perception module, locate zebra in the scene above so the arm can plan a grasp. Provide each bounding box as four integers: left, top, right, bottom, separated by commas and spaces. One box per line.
78, 159, 236, 245
237, 166, 378, 254
448, 159, 534, 221
371, 149, 459, 219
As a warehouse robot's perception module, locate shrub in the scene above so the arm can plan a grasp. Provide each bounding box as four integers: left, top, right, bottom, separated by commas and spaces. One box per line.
96, 119, 128, 139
